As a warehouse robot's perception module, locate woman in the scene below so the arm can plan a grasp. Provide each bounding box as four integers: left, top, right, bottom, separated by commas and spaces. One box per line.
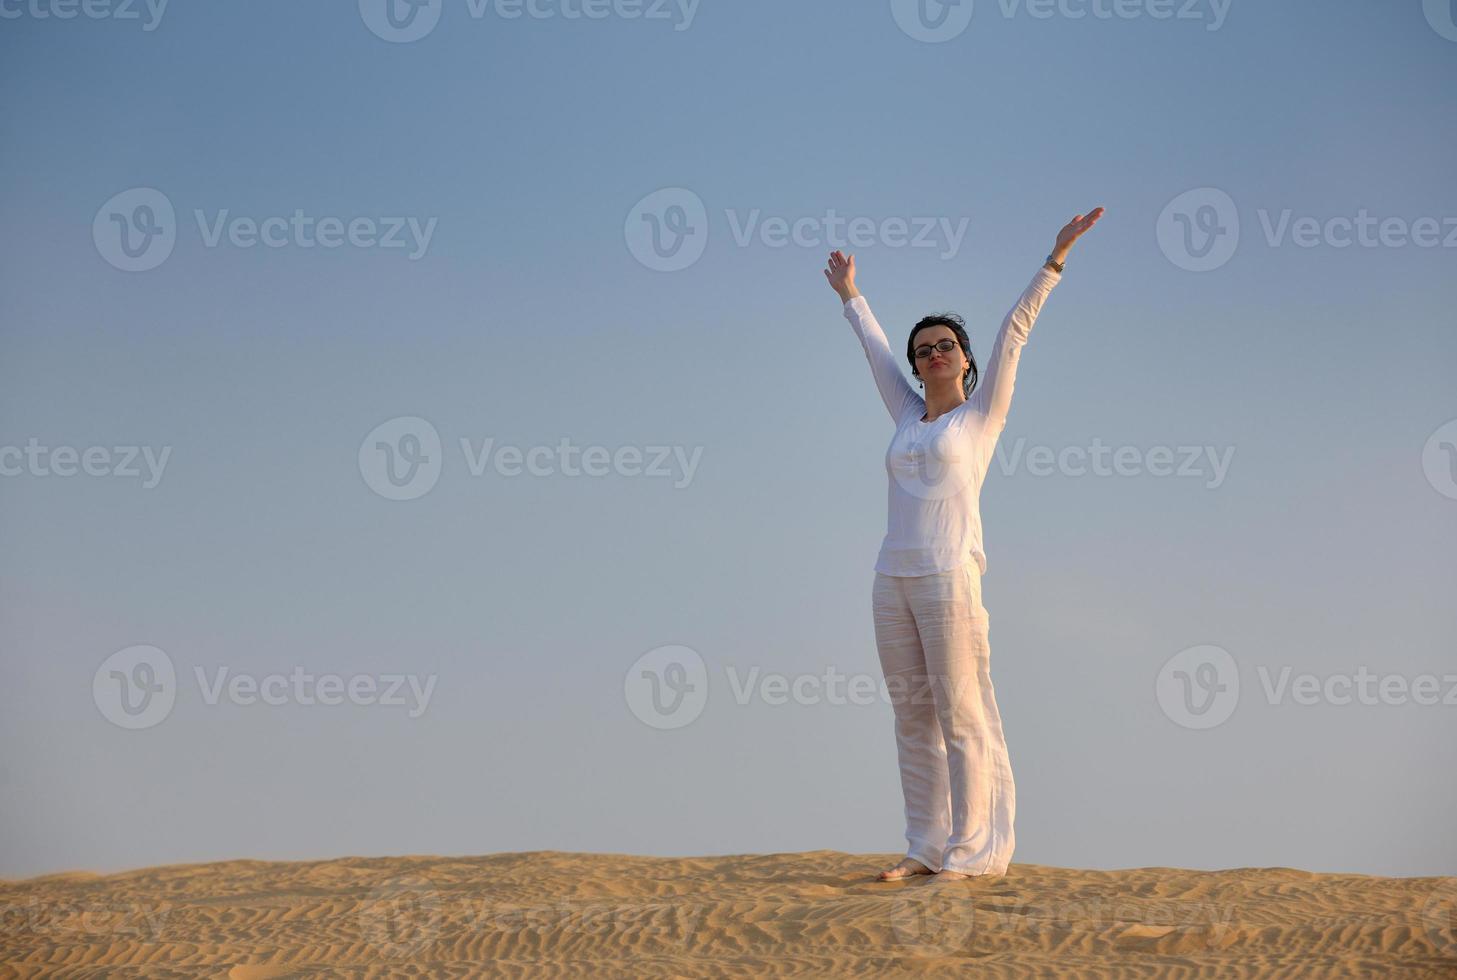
822, 207, 1104, 883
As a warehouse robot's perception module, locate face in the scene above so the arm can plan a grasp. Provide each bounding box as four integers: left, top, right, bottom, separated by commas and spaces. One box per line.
911, 326, 966, 382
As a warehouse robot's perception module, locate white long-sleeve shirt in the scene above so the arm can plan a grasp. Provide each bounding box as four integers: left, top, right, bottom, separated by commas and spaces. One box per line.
842, 264, 1062, 577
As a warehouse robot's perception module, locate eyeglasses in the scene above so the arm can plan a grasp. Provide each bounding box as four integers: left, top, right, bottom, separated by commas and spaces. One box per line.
913, 339, 958, 359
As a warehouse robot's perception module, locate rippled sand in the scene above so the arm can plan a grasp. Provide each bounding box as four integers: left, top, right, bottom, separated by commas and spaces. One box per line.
3, 851, 1454, 977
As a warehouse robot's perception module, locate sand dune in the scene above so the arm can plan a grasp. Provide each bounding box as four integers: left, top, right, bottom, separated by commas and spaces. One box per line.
2, 851, 1454, 977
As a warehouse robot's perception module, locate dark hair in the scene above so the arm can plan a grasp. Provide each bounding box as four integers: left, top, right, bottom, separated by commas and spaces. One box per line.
906, 313, 978, 397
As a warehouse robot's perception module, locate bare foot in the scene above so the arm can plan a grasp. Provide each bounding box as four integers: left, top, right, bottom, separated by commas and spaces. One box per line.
930, 869, 972, 885
876, 857, 934, 881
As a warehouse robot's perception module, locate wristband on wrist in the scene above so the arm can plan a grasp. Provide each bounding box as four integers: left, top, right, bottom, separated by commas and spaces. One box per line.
1044, 254, 1064, 273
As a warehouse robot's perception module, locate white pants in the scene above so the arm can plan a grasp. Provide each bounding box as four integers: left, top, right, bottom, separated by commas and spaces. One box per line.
872, 560, 1016, 876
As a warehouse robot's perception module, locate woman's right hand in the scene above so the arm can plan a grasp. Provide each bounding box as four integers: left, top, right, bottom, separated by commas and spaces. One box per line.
823, 250, 860, 302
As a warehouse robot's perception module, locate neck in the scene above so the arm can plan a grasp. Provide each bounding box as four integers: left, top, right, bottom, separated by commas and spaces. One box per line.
921, 379, 967, 420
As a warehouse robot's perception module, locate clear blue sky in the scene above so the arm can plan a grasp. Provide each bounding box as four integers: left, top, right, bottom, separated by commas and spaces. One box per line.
2, 0, 1454, 879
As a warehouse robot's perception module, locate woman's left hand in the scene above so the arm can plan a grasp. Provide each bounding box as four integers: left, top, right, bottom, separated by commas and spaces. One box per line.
1053, 206, 1105, 259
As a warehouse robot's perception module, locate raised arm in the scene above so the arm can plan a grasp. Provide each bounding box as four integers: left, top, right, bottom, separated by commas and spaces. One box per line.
970, 264, 1061, 427
825, 250, 923, 424
971, 207, 1105, 427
